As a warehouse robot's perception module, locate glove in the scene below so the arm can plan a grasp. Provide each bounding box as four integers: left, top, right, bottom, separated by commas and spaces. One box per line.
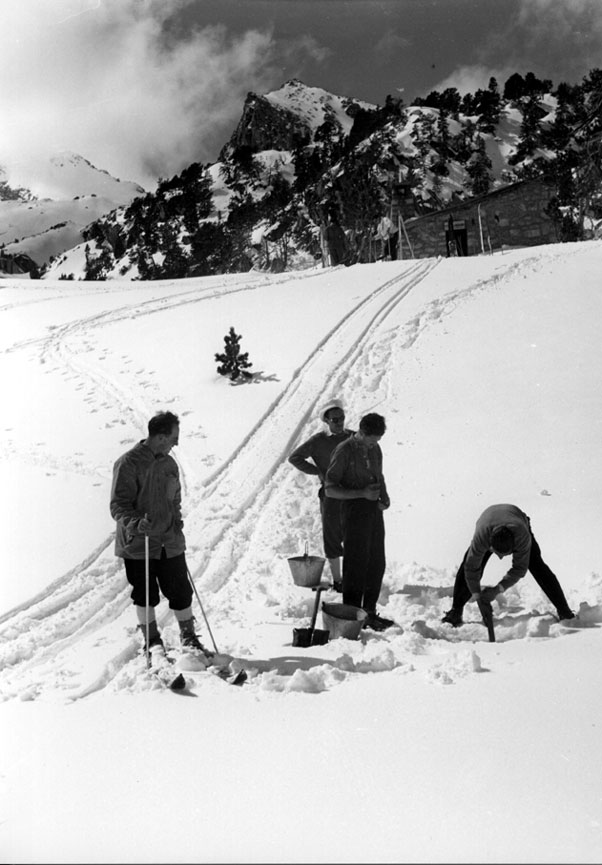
137, 517, 152, 534
480, 584, 503, 603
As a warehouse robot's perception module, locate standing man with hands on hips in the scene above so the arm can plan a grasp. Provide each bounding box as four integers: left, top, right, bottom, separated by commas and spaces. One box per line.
288, 399, 354, 591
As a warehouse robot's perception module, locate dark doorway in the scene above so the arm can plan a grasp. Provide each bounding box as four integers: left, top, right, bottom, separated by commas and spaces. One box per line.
445, 227, 468, 256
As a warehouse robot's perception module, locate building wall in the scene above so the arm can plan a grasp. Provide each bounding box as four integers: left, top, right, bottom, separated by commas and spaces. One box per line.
0, 254, 26, 275
400, 180, 558, 259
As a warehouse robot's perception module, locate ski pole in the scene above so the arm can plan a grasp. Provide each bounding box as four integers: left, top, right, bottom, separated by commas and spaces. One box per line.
186, 564, 219, 654
144, 516, 151, 668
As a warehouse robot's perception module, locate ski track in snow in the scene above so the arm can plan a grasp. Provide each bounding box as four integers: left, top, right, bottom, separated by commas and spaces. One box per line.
2, 261, 435, 699
2, 252, 602, 702
0, 268, 338, 699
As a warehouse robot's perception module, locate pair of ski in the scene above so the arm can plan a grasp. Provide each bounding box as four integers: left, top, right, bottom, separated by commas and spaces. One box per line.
147, 644, 247, 691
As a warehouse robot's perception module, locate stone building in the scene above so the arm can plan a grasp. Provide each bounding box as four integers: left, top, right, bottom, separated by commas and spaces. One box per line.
0, 253, 29, 276
398, 178, 558, 259
0, 252, 37, 278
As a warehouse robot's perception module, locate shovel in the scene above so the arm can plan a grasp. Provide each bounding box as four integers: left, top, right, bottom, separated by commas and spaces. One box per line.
292, 583, 330, 648
477, 597, 496, 642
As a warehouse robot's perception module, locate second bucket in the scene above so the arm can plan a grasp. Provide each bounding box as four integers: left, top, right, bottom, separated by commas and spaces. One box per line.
321, 602, 367, 640
287, 541, 325, 588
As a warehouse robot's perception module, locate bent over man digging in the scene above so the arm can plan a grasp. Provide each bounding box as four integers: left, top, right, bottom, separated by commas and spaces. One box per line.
110, 410, 212, 657
324, 412, 393, 632
441, 503, 576, 627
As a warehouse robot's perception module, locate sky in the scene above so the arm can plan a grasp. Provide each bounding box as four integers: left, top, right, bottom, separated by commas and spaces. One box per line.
1, 0, 601, 189
2, 240, 602, 862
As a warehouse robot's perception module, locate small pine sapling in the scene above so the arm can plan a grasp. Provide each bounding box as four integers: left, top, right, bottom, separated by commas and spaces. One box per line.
215, 326, 253, 381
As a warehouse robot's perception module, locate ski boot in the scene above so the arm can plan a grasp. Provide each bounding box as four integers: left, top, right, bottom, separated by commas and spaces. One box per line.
364, 610, 395, 631
441, 608, 464, 628
178, 617, 214, 659
138, 622, 164, 653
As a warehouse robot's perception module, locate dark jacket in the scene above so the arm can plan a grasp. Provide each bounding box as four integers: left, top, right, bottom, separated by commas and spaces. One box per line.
324, 434, 390, 507
289, 429, 354, 487
110, 441, 186, 560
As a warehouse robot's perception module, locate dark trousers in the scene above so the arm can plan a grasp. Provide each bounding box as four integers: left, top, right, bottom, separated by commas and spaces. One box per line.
452, 533, 571, 613
341, 499, 385, 612
123, 550, 192, 610
319, 492, 345, 559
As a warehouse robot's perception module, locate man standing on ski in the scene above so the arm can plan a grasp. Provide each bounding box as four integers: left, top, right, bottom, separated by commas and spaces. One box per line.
324, 412, 393, 631
110, 410, 211, 657
288, 399, 353, 590
441, 503, 576, 627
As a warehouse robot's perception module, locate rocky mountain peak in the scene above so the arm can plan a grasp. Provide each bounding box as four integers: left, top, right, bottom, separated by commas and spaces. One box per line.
221, 78, 376, 159
221, 89, 311, 157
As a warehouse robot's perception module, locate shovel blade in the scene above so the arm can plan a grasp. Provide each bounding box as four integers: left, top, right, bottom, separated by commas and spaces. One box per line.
292, 628, 330, 648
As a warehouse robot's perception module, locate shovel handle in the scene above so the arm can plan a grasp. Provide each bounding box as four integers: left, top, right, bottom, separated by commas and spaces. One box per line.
144, 524, 151, 668
308, 585, 326, 632
477, 598, 496, 643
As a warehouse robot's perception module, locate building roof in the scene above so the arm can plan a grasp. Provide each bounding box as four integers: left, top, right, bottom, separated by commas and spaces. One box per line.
405, 177, 555, 226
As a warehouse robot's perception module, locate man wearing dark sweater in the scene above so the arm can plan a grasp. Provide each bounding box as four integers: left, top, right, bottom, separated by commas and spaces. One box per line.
288, 399, 353, 589
442, 503, 576, 626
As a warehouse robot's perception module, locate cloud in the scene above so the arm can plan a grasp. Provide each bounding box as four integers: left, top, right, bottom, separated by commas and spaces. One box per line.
434, 0, 602, 100
512, 0, 602, 72
0, 0, 296, 187
479, 0, 602, 86
432, 65, 512, 97
373, 31, 412, 64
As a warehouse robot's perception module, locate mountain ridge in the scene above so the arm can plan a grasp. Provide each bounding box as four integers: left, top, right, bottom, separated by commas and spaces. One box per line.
27, 69, 602, 278
0, 150, 147, 269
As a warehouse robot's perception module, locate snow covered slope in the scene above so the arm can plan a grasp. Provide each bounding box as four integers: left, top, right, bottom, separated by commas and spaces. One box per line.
2, 243, 602, 864
2, 239, 602, 697
0, 150, 146, 265
0, 151, 145, 201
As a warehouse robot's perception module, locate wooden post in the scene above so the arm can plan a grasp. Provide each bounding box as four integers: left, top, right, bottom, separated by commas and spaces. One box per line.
399, 212, 414, 258
320, 224, 328, 267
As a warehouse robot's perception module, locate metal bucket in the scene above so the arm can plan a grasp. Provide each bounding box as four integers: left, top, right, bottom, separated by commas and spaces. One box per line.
321, 602, 367, 640
287, 544, 325, 587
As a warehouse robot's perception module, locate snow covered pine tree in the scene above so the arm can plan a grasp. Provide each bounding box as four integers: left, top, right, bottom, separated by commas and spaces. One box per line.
215, 326, 253, 381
